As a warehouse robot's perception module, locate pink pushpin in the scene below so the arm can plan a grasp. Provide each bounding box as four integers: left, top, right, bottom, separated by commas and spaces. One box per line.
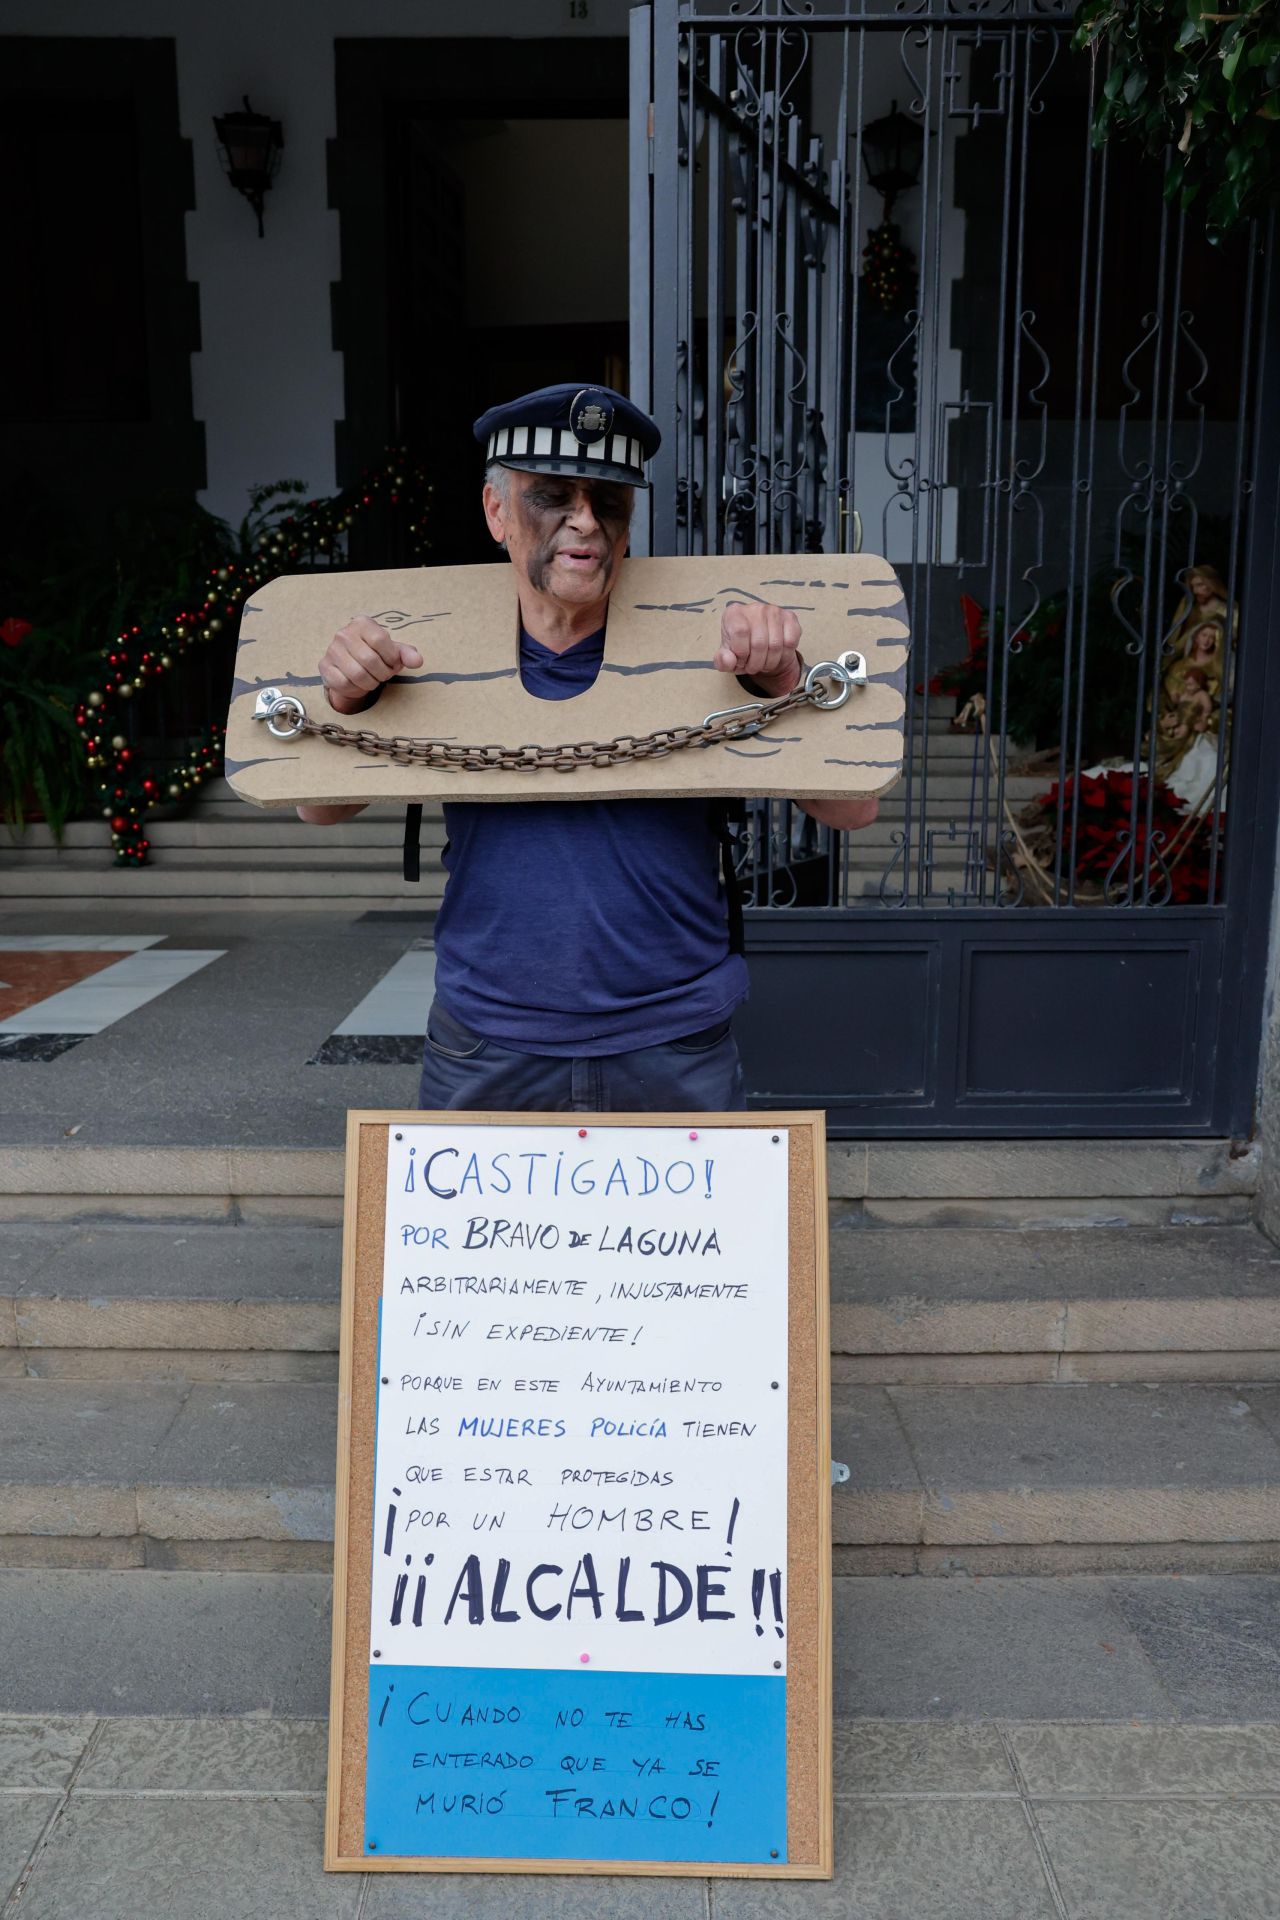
688, 1130, 699, 1141
579, 1653, 591, 1664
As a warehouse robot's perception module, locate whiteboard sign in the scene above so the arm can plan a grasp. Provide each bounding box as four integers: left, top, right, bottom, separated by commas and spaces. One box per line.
361, 1120, 791, 1866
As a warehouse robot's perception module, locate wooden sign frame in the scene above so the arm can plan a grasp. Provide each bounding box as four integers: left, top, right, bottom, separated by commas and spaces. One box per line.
325, 1108, 832, 1880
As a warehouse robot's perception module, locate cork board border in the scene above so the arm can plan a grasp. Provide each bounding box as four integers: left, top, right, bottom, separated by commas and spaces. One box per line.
325, 1109, 832, 1880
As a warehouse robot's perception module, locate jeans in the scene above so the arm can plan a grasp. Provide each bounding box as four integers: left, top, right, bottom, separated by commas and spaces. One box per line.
416, 1000, 747, 1113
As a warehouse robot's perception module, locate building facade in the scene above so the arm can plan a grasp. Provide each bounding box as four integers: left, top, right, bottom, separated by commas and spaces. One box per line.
3, 0, 1277, 1138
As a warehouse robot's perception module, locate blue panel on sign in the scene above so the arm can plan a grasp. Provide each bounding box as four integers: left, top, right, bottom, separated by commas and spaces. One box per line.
364, 1666, 787, 1864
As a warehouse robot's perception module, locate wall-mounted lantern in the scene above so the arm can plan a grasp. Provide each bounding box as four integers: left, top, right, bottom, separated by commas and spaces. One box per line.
859, 101, 924, 220
213, 96, 283, 238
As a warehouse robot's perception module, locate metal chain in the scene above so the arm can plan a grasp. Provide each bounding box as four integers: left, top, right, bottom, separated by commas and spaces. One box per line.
252, 653, 866, 774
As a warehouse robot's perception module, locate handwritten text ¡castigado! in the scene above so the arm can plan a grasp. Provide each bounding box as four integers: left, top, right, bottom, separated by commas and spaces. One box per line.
403, 1148, 717, 1202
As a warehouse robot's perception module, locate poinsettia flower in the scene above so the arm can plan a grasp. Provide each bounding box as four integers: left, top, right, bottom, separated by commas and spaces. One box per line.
959, 593, 984, 648
1, 617, 32, 648
1026, 766, 1211, 899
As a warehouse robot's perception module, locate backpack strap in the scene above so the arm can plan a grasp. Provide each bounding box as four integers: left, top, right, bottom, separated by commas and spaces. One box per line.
709, 799, 748, 957
402, 803, 423, 884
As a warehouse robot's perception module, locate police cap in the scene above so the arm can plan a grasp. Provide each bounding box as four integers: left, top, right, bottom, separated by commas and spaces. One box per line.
473, 382, 660, 489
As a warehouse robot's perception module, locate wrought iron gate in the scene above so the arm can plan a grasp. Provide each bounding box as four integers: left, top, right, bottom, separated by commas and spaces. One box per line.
630, 0, 1280, 1137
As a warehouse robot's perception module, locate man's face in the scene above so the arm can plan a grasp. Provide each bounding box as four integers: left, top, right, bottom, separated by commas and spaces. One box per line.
483, 470, 633, 608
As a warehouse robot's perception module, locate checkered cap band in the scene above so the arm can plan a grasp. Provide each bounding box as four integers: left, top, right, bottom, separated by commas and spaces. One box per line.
486, 426, 645, 473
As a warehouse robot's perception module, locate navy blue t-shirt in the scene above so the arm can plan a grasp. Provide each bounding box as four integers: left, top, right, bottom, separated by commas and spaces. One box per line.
432, 625, 748, 1055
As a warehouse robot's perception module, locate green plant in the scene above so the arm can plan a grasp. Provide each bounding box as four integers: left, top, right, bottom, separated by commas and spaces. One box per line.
0, 455, 431, 857
935, 581, 1142, 763
0, 490, 232, 839
0, 618, 86, 838
1074, 0, 1280, 240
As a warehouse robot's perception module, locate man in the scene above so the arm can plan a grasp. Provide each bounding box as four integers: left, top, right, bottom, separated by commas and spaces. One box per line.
300, 383, 878, 1112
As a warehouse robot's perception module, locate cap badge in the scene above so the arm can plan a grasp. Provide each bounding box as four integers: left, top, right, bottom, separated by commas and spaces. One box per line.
571, 390, 614, 445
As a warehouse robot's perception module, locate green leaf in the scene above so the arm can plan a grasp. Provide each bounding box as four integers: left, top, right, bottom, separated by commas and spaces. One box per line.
1222, 41, 1245, 83
1177, 16, 1203, 47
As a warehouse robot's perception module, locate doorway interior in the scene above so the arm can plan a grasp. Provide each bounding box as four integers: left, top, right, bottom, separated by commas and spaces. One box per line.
332, 37, 630, 566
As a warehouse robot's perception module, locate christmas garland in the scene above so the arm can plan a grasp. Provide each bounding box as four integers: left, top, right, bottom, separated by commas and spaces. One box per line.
860, 219, 916, 314
73, 450, 431, 864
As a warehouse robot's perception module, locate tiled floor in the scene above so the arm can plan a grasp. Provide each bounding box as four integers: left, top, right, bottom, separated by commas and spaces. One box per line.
0, 952, 124, 1021
0, 908, 424, 1143
4, 1714, 1280, 1918
0, 937, 224, 1061
0, 926, 429, 1070
308, 939, 435, 1064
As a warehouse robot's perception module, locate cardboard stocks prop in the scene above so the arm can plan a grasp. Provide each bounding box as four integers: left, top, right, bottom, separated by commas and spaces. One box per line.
327, 1112, 832, 1878
225, 554, 908, 806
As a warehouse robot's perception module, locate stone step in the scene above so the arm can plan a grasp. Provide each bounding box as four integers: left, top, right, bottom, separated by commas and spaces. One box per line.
0, 844, 450, 872
8, 1568, 1276, 1723
0, 1138, 1255, 1226
0, 1570, 334, 1711
831, 1223, 1280, 1384
0, 797, 1040, 871
4, 808, 1021, 857
0, 865, 444, 900
835, 1379, 1280, 1575
0, 758, 1040, 862
3, 816, 447, 853
4, 1223, 1277, 1387
0, 842, 990, 879
0, 1222, 340, 1383
6, 1376, 1280, 1574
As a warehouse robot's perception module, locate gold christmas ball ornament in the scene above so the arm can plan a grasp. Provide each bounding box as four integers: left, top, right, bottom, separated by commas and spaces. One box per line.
111, 736, 126, 750
209, 617, 223, 633
168, 783, 182, 798
201, 627, 212, 641
160, 655, 172, 669
87, 691, 103, 708
118, 685, 133, 700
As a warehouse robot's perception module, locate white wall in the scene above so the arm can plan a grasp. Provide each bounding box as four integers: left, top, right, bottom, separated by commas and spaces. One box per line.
6, 0, 634, 522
